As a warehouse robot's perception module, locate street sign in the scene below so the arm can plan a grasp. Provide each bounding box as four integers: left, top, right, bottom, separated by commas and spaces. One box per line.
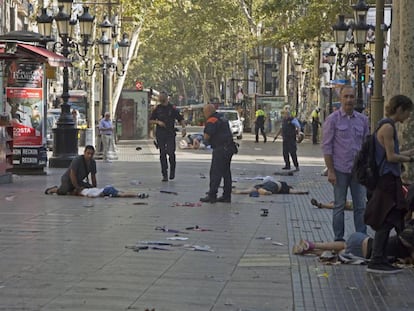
135, 81, 143, 90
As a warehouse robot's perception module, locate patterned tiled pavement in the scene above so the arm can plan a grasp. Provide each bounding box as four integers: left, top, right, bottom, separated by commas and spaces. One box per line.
0, 132, 413, 310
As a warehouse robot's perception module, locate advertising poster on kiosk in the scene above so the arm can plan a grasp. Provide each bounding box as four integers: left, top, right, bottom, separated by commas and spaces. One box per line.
5, 60, 47, 169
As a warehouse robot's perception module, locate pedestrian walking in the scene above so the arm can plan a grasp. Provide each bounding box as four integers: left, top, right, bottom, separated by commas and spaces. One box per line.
254, 105, 267, 143
200, 104, 237, 203
365, 95, 414, 274
149, 91, 186, 181
99, 112, 114, 162
274, 105, 301, 171
311, 107, 321, 144
322, 85, 369, 242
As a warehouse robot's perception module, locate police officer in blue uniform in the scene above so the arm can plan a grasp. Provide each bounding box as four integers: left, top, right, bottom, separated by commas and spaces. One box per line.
200, 104, 237, 203
149, 91, 186, 181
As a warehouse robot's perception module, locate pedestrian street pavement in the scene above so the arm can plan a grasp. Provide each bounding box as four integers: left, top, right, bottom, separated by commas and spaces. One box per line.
0, 133, 413, 310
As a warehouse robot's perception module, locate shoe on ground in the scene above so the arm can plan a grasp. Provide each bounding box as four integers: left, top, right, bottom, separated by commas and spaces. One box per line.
311, 198, 322, 208
45, 186, 57, 195
295, 167, 300, 171
162, 176, 168, 182
282, 166, 291, 170
169, 172, 175, 180
366, 262, 402, 274
200, 196, 217, 203
217, 196, 231, 203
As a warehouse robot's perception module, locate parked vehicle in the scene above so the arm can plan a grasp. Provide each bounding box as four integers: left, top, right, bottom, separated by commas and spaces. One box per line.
216, 108, 244, 140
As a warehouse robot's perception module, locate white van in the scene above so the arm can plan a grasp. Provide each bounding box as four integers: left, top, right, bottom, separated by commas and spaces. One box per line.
216, 109, 244, 140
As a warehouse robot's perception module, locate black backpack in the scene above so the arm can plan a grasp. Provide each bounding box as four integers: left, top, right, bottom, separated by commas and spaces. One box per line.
352, 119, 395, 191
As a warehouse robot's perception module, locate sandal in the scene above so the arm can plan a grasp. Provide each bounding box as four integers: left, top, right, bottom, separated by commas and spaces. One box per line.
45, 186, 57, 195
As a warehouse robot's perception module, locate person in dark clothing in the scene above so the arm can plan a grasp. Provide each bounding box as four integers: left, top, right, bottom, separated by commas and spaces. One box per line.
149, 91, 186, 181
365, 95, 414, 274
274, 106, 301, 171
255, 105, 267, 143
311, 107, 321, 144
200, 104, 236, 203
44, 145, 97, 195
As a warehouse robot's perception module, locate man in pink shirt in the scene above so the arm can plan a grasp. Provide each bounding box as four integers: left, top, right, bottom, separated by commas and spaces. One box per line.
322, 85, 369, 242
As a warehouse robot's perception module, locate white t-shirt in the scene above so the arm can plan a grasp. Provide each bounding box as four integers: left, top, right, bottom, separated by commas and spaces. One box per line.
80, 188, 104, 197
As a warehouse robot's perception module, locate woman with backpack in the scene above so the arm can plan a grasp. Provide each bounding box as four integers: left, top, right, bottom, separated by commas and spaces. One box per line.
365, 95, 414, 274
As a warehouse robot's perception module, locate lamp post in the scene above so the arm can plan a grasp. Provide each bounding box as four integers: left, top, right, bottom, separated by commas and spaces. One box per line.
332, 0, 370, 113
86, 18, 130, 160
37, 2, 130, 165
327, 47, 336, 114
37, 1, 95, 167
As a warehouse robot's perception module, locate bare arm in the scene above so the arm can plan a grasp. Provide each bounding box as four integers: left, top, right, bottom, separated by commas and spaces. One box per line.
149, 119, 165, 127
324, 154, 336, 185
274, 128, 281, 138
179, 119, 186, 137
91, 174, 97, 188
69, 169, 81, 194
378, 124, 412, 163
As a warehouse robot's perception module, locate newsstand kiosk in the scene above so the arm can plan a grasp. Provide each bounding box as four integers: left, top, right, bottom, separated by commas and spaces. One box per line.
0, 34, 70, 176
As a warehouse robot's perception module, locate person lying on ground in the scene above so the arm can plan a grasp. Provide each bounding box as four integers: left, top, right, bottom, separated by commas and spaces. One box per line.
311, 198, 353, 210
179, 133, 209, 149
292, 225, 414, 264
232, 176, 308, 195
79, 186, 149, 198
45, 145, 97, 195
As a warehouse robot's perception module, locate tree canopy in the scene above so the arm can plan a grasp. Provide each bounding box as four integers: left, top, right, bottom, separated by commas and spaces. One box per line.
120, 0, 375, 103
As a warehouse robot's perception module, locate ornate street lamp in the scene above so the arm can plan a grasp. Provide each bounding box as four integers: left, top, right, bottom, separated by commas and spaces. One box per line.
332, 0, 371, 113
327, 48, 336, 114
36, 8, 54, 40
332, 15, 349, 69
36, 0, 95, 167
352, 1, 370, 112
82, 17, 130, 160
37, 1, 130, 164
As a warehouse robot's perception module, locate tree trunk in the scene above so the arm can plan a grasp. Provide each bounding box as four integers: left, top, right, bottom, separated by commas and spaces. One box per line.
385, 0, 414, 178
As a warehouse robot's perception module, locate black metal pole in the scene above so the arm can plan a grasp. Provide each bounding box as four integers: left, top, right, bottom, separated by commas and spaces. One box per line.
329, 64, 333, 114
102, 63, 110, 116
49, 35, 79, 168
355, 46, 365, 113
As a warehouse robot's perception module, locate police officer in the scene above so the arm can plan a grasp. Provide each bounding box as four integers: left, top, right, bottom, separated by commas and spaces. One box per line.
149, 91, 186, 181
200, 104, 236, 203
274, 105, 301, 171
255, 105, 267, 143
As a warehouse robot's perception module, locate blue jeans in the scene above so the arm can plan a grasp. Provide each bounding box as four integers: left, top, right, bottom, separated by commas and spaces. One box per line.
333, 170, 367, 241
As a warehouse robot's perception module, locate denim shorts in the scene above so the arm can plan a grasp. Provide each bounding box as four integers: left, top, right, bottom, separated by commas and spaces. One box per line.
102, 186, 119, 197
345, 232, 369, 257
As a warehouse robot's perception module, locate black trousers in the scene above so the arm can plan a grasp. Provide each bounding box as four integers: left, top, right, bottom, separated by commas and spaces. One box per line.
157, 134, 176, 177
209, 147, 233, 199
282, 139, 298, 168
371, 221, 394, 264
312, 122, 319, 144
255, 124, 266, 142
